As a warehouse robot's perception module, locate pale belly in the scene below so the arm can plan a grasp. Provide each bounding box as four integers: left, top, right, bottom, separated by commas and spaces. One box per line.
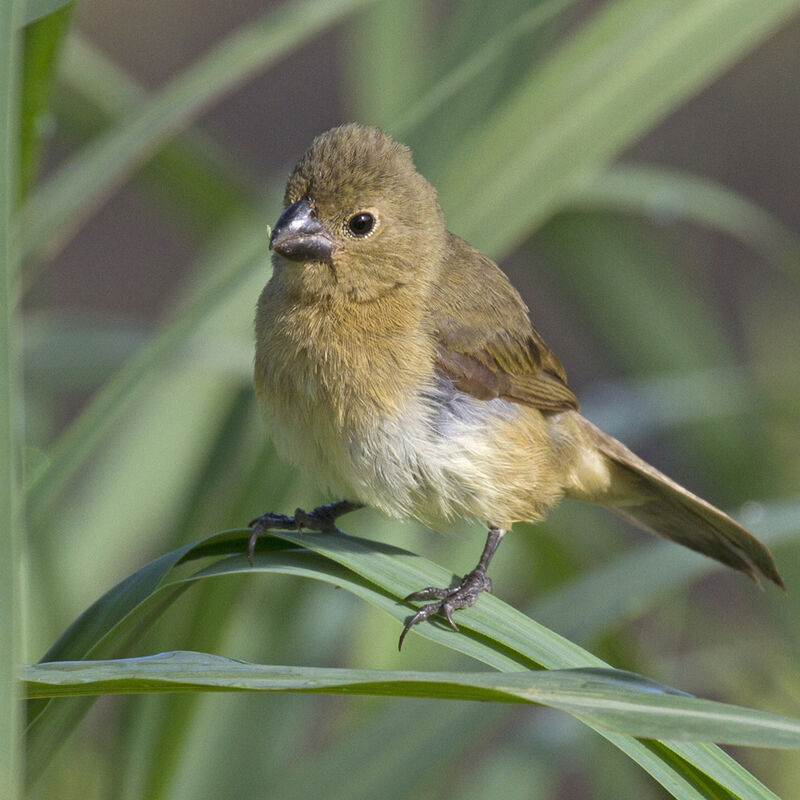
262, 374, 572, 531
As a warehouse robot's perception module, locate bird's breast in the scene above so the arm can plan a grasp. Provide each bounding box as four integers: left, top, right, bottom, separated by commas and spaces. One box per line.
254, 285, 574, 530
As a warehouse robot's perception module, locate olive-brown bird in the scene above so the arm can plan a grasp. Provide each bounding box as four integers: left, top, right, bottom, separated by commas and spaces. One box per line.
251, 123, 783, 649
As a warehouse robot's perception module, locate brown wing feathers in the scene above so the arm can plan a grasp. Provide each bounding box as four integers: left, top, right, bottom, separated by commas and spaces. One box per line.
431, 235, 578, 412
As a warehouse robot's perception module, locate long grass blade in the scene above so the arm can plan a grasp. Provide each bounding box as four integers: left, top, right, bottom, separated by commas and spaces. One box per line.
391, 0, 577, 137
0, 0, 23, 795
54, 33, 257, 232
253, 530, 784, 799
23, 652, 800, 749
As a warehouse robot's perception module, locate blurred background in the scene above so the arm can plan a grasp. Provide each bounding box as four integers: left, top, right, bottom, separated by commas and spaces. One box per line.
19, 0, 800, 798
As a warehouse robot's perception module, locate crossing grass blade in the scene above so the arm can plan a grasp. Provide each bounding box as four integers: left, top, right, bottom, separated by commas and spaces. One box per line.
23, 652, 800, 749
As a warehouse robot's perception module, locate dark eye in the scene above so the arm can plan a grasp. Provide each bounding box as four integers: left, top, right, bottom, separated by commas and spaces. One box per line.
347, 212, 375, 237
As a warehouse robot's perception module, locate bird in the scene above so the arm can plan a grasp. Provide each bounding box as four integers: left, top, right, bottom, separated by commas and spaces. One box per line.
250, 123, 783, 650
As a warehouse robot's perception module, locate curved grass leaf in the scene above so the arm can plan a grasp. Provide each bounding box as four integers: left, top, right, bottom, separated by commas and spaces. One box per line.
26, 529, 786, 798
23, 651, 800, 749
241, 531, 787, 800
23, 535, 210, 782
571, 163, 800, 283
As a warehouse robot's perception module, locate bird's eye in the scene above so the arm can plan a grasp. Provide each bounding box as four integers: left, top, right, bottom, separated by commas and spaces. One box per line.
347, 212, 375, 238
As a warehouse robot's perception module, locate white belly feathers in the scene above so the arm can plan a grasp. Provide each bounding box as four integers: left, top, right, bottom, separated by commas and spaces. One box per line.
265, 373, 522, 531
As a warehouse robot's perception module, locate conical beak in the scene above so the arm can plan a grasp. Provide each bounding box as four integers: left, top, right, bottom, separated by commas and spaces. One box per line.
269, 197, 335, 262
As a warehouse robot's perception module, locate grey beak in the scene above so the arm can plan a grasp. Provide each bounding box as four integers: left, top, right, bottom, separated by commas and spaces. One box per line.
269, 197, 334, 262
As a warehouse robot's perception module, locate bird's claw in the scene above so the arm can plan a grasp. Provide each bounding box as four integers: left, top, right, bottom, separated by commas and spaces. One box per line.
247, 512, 294, 565
247, 500, 360, 565
398, 568, 493, 650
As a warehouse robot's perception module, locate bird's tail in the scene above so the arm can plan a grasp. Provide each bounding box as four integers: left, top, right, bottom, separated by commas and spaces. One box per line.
580, 418, 784, 588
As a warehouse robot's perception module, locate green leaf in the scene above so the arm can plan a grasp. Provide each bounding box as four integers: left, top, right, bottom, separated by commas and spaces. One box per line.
250, 530, 784, 799
23, 652, 800, 749
345, 0, 432, 125
23, 537, 202, 780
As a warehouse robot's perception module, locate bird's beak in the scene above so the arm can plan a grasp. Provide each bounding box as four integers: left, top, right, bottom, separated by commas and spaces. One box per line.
269, 197, 335, 262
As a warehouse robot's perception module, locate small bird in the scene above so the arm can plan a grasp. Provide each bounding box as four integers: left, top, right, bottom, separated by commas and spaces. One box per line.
251, 124, 783, 649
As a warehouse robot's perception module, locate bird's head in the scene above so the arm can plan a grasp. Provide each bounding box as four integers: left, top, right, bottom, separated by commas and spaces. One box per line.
270, 124, 447, 302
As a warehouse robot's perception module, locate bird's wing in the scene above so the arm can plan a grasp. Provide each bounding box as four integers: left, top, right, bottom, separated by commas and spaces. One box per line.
429, 234, 578, 412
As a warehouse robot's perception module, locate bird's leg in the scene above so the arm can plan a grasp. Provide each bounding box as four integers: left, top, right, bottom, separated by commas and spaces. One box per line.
399, 526, 506, 650
247, 499, 363, 564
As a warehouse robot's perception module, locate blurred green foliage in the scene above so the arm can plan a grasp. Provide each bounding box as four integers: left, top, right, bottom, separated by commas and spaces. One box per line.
5, 0, 800, 798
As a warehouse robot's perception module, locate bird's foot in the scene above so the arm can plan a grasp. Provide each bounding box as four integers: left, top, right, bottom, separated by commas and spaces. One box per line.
247, 500, 362, 564
398, 567, 493, 650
